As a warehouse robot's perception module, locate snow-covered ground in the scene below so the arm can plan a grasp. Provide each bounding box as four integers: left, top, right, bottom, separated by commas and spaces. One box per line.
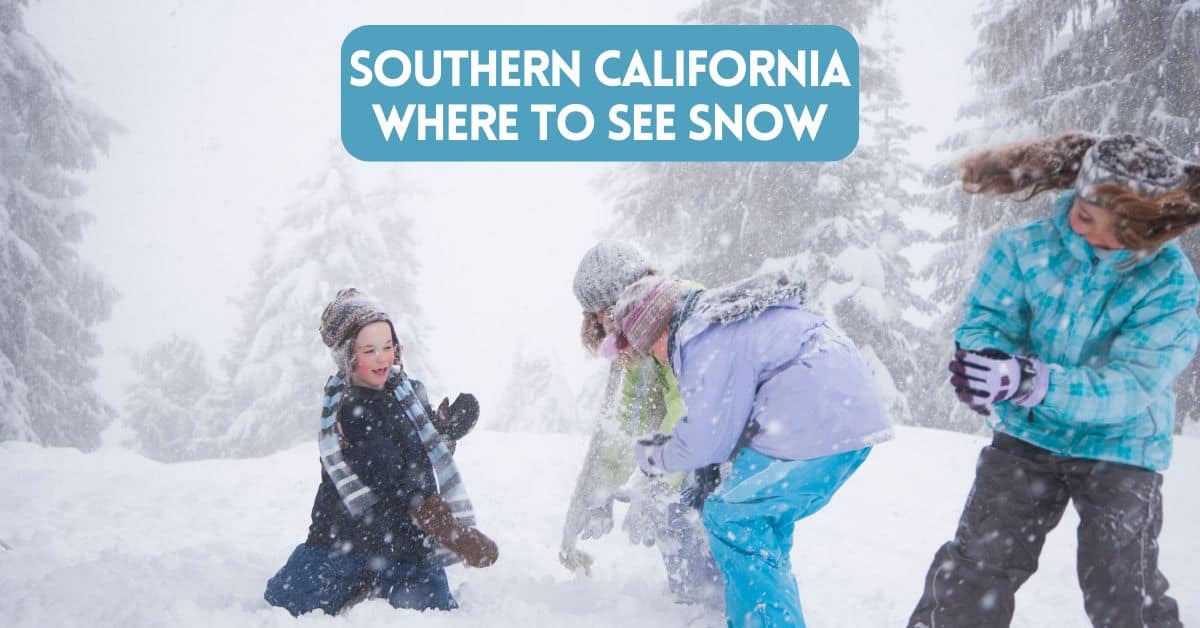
2, 426, 1197, 627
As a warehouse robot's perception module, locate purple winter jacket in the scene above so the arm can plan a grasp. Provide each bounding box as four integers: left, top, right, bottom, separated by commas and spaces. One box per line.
655, 279, 893, 473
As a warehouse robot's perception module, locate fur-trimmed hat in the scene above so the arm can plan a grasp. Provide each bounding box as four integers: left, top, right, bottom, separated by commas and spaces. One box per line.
1076, 134, 1189, 199
572, 240, 655, 313
319, 288, 398, 374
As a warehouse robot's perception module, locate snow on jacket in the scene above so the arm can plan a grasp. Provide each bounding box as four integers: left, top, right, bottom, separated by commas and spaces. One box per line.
306, 380, 439, 562
656, 273, 893, 473
958, 190, 1200, 471
593, 281, 702, 487
592, 356, 685, 486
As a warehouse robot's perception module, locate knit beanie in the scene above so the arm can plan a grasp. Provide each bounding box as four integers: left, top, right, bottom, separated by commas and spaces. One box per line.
319, 288, 398, 375
572, 240, 654, 313
610, 276, 686, 354
1076, 134, 1189, 199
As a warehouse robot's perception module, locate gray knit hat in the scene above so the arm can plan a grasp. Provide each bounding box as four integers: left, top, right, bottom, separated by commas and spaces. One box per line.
572, 240, 654, 313
1076, 134, 1189, 199
319, 288, 398, 374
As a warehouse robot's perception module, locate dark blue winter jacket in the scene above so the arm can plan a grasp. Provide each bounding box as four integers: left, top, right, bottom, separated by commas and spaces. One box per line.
305, 381, 439, 562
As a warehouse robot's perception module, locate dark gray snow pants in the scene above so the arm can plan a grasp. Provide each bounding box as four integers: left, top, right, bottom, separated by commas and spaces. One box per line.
907, 432, 1181, 628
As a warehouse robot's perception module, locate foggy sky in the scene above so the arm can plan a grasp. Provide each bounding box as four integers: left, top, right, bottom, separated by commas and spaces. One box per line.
25, 0, 976, 421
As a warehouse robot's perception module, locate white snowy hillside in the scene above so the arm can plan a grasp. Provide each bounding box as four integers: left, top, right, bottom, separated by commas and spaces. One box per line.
2, 427, 1197, 628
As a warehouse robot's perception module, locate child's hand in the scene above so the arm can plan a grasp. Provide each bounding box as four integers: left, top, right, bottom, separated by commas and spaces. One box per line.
410, 494, 498, 568
622, 475, 670, 546
431, 393, 480, 441
577, 484, 615, 540
950, 348, 1048, 413
558, 546, 595, 576
634, 434, 670, 476
950, 349, 1015, 414
458, 527, 498, 568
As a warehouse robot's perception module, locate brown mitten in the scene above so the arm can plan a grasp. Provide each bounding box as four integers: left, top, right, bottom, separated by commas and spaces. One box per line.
432, 394, 479, 442
410, 494, 498, 568
434, 398, 456, 454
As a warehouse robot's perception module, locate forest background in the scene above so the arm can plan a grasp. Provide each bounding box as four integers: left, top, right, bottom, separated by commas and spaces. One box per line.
3, 0, 1198, 460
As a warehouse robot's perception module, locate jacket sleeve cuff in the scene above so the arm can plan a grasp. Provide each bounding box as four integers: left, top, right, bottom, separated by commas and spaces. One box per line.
634, 441, 668, 476
1012, 357, 1049, 407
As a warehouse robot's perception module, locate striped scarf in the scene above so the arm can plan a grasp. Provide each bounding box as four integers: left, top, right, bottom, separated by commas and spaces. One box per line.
318, 366, 476, 566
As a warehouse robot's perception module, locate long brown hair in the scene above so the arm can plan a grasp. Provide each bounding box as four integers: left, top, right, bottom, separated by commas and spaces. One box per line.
957, 132, 1200, 251
580, 310, 605, 354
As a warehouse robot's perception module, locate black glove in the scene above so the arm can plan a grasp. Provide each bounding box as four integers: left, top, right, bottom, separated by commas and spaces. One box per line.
637, 433, 671, 448
434, 393, 479, 441
681, 464, 722, 511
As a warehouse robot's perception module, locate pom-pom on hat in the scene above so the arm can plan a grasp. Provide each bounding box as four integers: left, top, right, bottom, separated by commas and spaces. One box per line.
1076, 134, 1189, 199
572, 240, 654, 313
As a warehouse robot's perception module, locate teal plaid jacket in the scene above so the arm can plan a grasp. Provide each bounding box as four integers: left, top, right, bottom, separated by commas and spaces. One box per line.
957, 191, 1200, 470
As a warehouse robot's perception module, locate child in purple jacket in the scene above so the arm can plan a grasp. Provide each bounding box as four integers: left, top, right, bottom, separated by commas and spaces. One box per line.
604, 272, 893, 627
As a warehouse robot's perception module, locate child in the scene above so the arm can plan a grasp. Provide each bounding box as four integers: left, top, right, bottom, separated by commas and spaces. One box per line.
264, 288, 497, 616
560, 241, 723, 608
908, 133, 1200, 628
607, 271, 893, 627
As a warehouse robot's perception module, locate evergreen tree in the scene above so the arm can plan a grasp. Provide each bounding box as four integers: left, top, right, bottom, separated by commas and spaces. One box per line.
0, 0, 118, 448
606, 0, 883, 283
605, 0, 931, 422
123, 336, 212, 462
914, 0, 1055, 432
922, 0, 1200, 431
203, 148, 431, 457
492, 347, 591, 433
1037, 1, 1199, 159
829, 7, 933, 421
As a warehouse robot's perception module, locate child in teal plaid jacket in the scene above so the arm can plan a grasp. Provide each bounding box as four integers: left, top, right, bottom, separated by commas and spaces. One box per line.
909, 133, 1200, 628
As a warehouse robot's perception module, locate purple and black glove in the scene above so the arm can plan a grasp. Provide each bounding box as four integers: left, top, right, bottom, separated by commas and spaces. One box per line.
949, 347, 1049, 416
634, 433, 671, 476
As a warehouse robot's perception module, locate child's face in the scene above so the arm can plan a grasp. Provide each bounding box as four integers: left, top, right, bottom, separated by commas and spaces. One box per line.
350, 321, 396, 391
1069, 196, 1125, 250
597, 308, 640, 368
648, 330, 670, 365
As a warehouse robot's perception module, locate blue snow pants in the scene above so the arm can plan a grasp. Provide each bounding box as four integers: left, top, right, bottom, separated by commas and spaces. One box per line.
702, 447, 871, 627
264, 543, 457, 616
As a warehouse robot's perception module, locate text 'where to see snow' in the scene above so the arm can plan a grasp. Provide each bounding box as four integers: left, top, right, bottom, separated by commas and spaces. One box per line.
341, 25, 861, 162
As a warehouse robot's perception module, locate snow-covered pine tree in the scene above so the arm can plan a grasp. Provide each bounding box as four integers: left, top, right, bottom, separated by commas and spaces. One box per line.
921, 0, 1200, 432
0, 0, 118, 448
123, 336, 213, 462
604, 0, 930, 423
825, 7, 934, 422
202, 149, 431, 457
